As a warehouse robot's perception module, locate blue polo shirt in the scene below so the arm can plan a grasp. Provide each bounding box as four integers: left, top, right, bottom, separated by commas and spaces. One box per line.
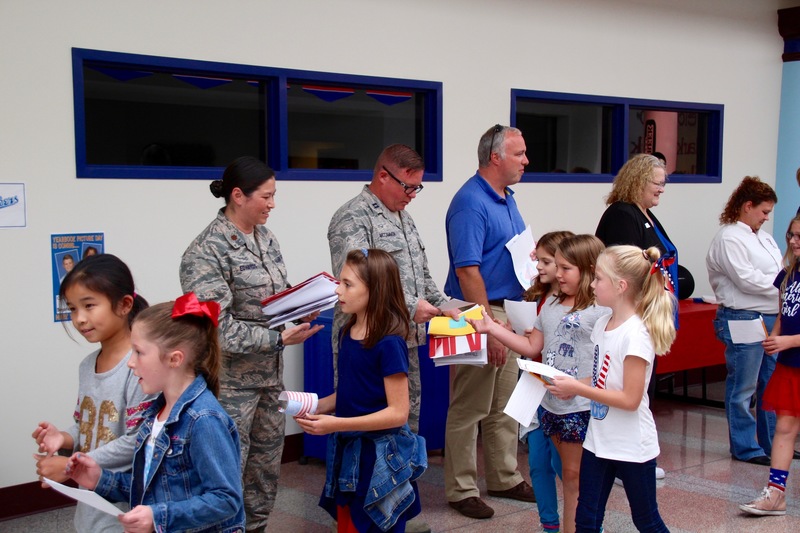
444, 173, 526, 302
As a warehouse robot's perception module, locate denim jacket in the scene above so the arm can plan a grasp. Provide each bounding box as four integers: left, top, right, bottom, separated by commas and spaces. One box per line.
95, 375, 245, 533
324, 425, 427, 531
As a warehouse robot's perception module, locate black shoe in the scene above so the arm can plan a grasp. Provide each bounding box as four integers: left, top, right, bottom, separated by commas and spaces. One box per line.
487, 480, 536, 503
448, 497, 495, 519
793, 450, 800, 460
736, 455, 771, 466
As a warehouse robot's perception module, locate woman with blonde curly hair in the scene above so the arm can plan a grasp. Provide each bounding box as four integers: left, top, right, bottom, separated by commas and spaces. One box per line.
706, 176, 781, 466
595, 154, 678, 297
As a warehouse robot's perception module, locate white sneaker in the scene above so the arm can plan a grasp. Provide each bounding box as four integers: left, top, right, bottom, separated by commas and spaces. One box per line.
739, 486, 786, 516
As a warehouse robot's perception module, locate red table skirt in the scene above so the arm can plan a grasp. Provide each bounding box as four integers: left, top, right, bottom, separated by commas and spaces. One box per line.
656, 300, 724, 375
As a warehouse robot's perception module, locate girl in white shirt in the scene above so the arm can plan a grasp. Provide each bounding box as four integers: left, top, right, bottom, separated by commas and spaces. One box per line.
546, 246, 676, 533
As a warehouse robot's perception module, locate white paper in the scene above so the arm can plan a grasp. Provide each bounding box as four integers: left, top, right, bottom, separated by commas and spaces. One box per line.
504, 299, 538, 335
505, 225, 537, 290
43, 477, 122, 516
504, 359, 574, 425
438, 298, 475, 313
503, 371, 547, 425
516, 359, 572, 384
728, 318, 767, 344
262, 274, 339, 316
266, 294, 338, 328
0, 182, 26, 228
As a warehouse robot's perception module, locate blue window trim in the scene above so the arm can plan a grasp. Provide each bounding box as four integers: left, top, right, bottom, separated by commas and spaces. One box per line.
72, 48, 443, 181
510, 89, 724, 184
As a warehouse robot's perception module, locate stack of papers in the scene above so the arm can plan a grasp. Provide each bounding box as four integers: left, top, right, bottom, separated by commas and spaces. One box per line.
261, 272, 339, 328
428, 305, 488, 366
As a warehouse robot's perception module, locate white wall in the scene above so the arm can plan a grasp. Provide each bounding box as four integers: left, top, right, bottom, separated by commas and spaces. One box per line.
0, 0, 792, 487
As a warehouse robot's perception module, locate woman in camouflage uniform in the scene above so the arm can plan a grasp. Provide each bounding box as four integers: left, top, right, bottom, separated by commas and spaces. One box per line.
180, 156, 322, 532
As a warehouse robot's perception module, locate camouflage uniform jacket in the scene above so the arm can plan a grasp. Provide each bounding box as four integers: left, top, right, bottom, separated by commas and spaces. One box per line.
328, 185, 446, 348
180, 209, 289, 386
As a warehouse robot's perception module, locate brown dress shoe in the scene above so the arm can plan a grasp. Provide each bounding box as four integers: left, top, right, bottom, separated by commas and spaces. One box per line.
487, 480, 536, 502
448, 496, 495, 519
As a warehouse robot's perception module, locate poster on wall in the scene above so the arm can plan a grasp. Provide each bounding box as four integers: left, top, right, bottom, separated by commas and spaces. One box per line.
0, 183, 26, 228
52, 233, 105, 322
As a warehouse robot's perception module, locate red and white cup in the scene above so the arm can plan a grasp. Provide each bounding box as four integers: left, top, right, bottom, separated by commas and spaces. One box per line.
278, 390, 319, 417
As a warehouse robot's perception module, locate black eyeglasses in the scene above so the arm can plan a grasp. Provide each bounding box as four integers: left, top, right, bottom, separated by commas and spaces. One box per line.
488, 124, 503, 160
382, 166, 424, 195
787, 232, 800, 242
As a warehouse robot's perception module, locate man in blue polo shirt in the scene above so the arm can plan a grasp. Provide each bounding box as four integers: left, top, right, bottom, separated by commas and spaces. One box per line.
443, 125, 535, 519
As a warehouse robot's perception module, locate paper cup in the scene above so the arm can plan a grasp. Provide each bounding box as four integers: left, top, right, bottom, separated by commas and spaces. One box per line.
278, 390, 318, 417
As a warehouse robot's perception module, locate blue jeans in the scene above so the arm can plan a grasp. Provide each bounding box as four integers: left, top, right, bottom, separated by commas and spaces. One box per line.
526, 408, 563, 531
575, 449, 668, 533
714, 306, 777, 460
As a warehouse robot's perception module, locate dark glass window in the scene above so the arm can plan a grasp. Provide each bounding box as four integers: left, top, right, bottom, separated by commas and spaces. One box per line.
516, 99, 614, 174
83, 65, 266, 167
287, 83, 424, 170
72, 49, 443, 181
512, 89, 723, 183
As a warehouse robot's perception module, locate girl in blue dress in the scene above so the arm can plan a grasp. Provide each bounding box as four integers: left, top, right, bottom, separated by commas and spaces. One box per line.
297, 248, 426, 533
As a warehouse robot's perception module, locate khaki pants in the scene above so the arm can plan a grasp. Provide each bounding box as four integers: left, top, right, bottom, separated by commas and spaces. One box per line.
444, 305, 523, 501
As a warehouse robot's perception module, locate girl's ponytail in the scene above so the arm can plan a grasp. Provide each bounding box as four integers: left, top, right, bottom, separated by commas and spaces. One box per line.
129, 293, 150, 325
598, 246, 677, 355
196, 318, 221, 397
637, 247, 678, 355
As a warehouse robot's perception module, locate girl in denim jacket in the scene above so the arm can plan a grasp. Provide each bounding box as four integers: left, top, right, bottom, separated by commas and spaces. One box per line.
297, 249, 426, 532
68, 293, 245, 533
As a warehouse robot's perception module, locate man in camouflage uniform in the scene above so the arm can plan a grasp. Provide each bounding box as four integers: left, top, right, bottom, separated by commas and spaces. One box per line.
328, 144, 450, 434
181, 202, 320, 532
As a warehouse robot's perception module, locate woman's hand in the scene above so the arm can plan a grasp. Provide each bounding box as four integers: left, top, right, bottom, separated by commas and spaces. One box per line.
32, 422, 65, 455
65, 453, 101, 491
281, 322, 325, 346
300, 311, 320, 323
295, 413, 337, 436
545, 375, 579, 400
118, 505, 155, 533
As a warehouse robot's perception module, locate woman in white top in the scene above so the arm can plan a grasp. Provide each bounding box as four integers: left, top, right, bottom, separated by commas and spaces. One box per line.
706, 176, 781, 464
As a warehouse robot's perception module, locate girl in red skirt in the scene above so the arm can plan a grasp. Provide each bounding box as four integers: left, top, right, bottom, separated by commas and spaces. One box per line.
740, 214, 800, 516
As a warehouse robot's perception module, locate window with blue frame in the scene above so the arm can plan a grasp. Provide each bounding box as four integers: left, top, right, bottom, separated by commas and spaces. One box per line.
73, 48, 442, 181
511, 89, 723, 183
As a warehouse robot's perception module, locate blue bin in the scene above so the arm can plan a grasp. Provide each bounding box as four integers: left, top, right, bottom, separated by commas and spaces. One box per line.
302, 310, 335, 461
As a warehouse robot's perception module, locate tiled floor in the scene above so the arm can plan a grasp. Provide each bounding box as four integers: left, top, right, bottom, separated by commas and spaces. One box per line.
3, 397, 800, 532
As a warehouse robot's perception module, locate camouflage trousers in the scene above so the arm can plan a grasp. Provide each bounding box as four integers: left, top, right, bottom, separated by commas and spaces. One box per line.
218, 371, 285, 532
